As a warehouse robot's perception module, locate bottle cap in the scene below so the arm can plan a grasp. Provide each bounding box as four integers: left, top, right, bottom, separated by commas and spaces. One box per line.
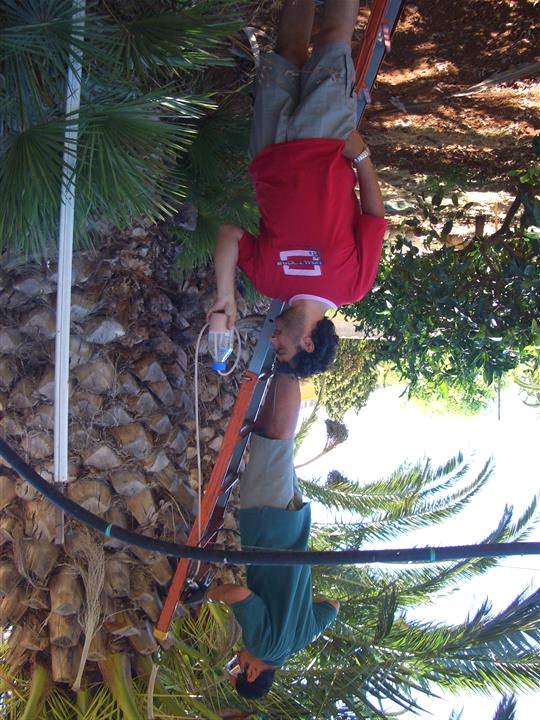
211, 361, 226, 372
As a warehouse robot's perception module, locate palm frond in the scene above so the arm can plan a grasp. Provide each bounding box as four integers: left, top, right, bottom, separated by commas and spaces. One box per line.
360, 497, 539, 605
0, 0, 241, 256
170, 108, 257, 273
294, 378, 325, 455
493, 694, 517, 720
0, 91, 215, 253
386, 588, 540, 664
0, 1, 104, 83
301, 453, 469, 515
108, 10, 239, 78
311, 459, 493, 548
425, 653, 540, 694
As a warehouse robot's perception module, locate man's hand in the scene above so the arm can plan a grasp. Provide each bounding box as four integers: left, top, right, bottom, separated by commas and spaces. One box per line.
343, 130, 367, 161
207, 294, 237, 330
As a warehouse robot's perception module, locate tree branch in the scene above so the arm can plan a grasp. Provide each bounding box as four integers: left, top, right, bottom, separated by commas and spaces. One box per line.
489, 191, 522, 241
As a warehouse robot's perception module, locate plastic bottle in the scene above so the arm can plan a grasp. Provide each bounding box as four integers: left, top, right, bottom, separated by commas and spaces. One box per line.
208, 313, 233, 372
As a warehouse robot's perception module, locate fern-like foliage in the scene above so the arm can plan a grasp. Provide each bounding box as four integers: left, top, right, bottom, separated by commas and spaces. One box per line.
0, 0, 243, 255
170, 106, 259, 274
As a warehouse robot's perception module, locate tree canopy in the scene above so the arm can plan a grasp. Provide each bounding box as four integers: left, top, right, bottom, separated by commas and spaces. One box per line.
343, 159, 540, 411
314, 339, 378, 421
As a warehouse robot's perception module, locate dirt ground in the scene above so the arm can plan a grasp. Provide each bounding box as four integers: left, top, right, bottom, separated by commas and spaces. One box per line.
244, 0, 539, 189
368, 0, 538, 185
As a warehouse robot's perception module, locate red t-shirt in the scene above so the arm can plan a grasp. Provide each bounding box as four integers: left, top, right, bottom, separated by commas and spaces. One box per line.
238, 138, 388, 308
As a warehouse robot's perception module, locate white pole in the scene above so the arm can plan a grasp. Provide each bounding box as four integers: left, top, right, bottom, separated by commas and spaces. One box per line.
54, 0, 85, 544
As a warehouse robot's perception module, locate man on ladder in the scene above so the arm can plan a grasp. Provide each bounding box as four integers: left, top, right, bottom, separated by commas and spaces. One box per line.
209, 0, 387, 378
204, 372, 340, 700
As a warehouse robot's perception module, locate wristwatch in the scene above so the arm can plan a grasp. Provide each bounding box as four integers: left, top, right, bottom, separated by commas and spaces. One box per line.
352, 147, 371, 166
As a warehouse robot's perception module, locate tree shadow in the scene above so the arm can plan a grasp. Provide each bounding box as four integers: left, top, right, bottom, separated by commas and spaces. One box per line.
362, 0, 538, 185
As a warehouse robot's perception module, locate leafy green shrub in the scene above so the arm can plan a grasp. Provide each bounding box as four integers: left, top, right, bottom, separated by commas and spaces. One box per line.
343, 162, 540, 409
376, 362, 498, 415
314, 339, 378, 421
409, 375, 498, 415
513, 335, 540, 408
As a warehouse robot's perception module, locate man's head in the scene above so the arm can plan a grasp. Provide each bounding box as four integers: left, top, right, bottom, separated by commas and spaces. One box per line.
271, 304, 338, 378
229, 648, 276, 700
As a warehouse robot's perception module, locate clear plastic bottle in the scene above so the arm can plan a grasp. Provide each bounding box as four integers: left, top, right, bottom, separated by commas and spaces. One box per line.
208, 313, 233, 372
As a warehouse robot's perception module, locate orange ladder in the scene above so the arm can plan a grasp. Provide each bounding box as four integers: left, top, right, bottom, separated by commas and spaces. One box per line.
154, 301, 284, 640
355, 0, 406, 124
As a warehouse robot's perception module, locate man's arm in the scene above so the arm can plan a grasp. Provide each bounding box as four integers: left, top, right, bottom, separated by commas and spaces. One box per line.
313, 595, 340, 612
207, 583, 253, 606
343, 131, 385, 218
355, 157, 385, 218
207, 223, 244, 329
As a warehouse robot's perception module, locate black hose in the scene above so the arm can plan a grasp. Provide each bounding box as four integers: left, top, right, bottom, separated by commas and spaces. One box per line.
2, 436, 540, 566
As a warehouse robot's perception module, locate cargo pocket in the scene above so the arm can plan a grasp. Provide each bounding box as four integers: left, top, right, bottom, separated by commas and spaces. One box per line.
344, 51, 357, 99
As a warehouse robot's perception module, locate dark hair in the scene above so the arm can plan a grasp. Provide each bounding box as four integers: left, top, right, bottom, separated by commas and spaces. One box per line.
234, 668, 276, 699
279, 318, 338, 379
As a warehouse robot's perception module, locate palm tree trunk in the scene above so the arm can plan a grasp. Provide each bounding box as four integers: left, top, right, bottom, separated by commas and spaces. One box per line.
20, 664, 50, 720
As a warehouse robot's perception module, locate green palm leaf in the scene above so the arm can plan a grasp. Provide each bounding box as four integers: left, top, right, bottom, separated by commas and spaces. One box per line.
0, 119, 67, 255
0, 0, 102, 83
0, 0, 241, 255
493, 695, 517, 720
171, 107, 258, 273
301, 453, 468, 516
381, 589, 540, 680
384, 497, 538, 604
310, 460, 492, 549
108, 10, 239, 78
316, 497, 536, 609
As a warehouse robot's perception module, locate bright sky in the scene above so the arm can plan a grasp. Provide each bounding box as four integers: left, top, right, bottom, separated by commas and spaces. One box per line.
295, 383, 540, 720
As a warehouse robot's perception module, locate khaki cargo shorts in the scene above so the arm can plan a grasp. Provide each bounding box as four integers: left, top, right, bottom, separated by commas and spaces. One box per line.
249, 41, 357, 158
240, 434, 304, 511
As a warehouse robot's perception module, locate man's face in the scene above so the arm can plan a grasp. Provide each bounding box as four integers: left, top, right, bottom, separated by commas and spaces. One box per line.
270, 310, 314, 363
